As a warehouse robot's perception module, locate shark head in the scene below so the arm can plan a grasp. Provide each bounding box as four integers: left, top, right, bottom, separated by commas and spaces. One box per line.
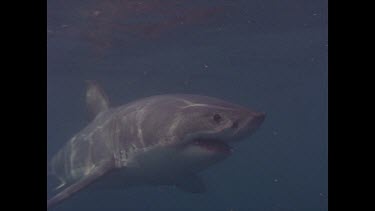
132, 94, 266, 173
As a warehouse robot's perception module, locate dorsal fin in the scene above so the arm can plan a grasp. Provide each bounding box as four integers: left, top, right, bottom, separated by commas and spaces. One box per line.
85, 80, 110, 120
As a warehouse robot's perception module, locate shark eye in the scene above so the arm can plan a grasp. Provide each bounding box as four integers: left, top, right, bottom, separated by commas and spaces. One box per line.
213, 114, 222, 123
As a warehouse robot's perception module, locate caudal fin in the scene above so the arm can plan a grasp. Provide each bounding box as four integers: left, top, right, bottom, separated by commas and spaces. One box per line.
47, 161, 114, 209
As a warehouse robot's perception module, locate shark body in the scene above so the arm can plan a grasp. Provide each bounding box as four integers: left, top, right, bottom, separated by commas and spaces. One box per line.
47, 81, 265, 209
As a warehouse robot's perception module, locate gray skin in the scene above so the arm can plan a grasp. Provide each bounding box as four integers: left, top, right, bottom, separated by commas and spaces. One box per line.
47, 81, 265, 209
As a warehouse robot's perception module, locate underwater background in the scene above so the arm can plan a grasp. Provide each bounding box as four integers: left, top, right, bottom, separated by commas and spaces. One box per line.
47, 0, 328, 210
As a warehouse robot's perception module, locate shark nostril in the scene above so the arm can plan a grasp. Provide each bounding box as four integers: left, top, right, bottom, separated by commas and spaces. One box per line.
231, 121, 239, 129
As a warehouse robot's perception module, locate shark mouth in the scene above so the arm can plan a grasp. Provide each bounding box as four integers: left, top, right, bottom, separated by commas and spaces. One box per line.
192, 138, 233, 154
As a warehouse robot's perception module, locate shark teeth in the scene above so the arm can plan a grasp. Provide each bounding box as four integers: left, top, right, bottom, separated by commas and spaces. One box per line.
192, 138, 233, 154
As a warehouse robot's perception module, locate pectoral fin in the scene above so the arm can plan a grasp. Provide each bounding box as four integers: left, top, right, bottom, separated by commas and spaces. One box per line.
47, 162, 115, 209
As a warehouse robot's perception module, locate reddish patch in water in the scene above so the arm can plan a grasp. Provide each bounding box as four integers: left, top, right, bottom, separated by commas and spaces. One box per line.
48, 0, 229, 56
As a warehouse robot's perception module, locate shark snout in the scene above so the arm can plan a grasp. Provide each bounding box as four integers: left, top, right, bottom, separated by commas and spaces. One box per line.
237, 111, 266, 136
249, 112, 266, 129
253, 112, 266, 125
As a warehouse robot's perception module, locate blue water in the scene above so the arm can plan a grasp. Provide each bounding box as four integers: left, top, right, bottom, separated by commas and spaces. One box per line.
47, 0, 328, 210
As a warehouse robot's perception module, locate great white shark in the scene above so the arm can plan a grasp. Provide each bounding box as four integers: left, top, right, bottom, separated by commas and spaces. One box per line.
47, 81, 266, 209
